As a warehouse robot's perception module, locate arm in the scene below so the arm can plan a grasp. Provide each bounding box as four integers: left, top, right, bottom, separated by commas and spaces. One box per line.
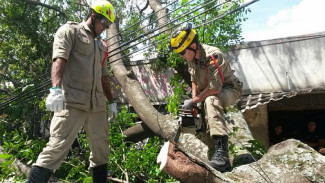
192, 87, 220, 103
51, 57, 66, 87
102, 75, 117, 121
46, 57, 66, 112
101, 75, 114, 103
192, 81, 198, 99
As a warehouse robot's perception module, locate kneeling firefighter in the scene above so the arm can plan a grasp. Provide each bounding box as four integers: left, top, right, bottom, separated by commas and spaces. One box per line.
169, 22, 243, 172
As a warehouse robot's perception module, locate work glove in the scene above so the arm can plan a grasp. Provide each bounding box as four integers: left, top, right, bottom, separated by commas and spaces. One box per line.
108, 102, 118, 122
182, 99, 195, 110
46, 87, 65, 113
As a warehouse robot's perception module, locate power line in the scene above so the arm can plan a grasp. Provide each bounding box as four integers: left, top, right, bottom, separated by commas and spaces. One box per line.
1, 72, 50, 98
107, 0, 179, 43
0, 0, 238, 110
0, 0, 253, 110
106, 0, 237, 65
0, 77, 51, 110
107, 0, 196, 48
108, 0, 228, 55
3, 32, 322, 111
106, 0, 232, 64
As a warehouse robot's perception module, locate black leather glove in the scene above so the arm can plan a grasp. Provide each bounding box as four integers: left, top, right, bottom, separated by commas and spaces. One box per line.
183, 99, 194, 110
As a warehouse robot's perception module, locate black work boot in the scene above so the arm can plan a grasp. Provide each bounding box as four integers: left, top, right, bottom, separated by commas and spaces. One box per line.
208, 136, 232, 172
91, 163, 108, 183
27, 165, 53, 183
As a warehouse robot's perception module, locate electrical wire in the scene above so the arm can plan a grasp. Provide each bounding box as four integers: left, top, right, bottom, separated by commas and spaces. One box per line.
0, 0, 316, 180
0, 0, 252, 111
106, 0, 237, 65
120, 0, 258, 60
1, 72, 50, 98
107, 0, 230, 58
0, 79, 50, 107
107, 0, 197, 48
0, 0, 254, 111
0, 77, 51, 110
107, 0, 179, 42
2, 31, 323, 111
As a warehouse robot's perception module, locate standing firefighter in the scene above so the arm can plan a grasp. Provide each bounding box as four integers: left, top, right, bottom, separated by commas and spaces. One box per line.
28, 1, 117, 182
169, 23, 242, 172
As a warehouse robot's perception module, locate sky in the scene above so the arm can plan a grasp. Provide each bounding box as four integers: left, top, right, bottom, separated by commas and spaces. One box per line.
242, 0, 325, 41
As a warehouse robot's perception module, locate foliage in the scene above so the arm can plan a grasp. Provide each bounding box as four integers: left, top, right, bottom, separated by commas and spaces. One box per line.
0, 0, 86, 139
166, 73, 188, 116
0, 153, 17, 180
0, 0, 251, 181
0, 130, 47, 181
108, 106, 176, 182
0, 106, 176, 182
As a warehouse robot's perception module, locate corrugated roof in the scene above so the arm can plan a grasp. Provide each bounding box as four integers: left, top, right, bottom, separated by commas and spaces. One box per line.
240, 88, 325, 112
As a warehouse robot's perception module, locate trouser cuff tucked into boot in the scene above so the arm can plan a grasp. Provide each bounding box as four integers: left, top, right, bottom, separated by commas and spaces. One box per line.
28, 165, 53, 183
91, 163, 108, 183
208, 135, 232, 172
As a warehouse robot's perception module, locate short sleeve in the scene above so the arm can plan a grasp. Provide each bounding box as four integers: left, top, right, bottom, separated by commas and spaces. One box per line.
52, 24, 74, 61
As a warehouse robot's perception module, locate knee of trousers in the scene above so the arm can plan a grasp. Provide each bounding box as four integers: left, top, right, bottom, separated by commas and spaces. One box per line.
204, 96, 224, 117
35, 136, 73, 170
218, 87, 241, 107
88, 137, 110, 167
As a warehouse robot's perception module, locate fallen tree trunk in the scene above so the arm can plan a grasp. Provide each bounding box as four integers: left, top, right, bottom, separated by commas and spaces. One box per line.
157, 139, 325, 183
107, 24, 325, 182
107, 24, 210, 162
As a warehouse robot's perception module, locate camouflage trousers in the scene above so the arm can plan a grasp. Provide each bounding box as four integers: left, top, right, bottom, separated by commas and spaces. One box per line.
34, 106, 109, 170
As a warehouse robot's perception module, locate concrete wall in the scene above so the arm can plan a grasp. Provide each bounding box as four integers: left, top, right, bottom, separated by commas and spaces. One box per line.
243, 105, 269, 148
227, 31, 325, 95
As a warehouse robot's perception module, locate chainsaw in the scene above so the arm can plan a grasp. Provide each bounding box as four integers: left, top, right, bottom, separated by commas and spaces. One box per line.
178, 102, 206, 131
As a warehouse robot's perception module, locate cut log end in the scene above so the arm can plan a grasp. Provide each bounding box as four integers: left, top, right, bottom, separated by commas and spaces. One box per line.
157, 141, 209, 183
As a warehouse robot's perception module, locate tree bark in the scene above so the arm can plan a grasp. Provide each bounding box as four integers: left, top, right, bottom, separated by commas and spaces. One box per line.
123, 122, 155, 143
157, 139, 325, 183
148, 0, 168, 33
107, 23, 179, 141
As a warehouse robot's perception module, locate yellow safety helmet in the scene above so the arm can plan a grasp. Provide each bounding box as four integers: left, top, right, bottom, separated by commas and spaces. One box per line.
91, 0, 116, 23
170, 23, 197, 54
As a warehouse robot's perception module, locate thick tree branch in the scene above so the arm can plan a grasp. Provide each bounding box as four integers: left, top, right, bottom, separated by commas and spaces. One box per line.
22, 0, 65, 16
148, 0, 168, 33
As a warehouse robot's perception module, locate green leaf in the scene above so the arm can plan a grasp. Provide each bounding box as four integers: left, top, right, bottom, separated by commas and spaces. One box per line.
0, 154, 12, 160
